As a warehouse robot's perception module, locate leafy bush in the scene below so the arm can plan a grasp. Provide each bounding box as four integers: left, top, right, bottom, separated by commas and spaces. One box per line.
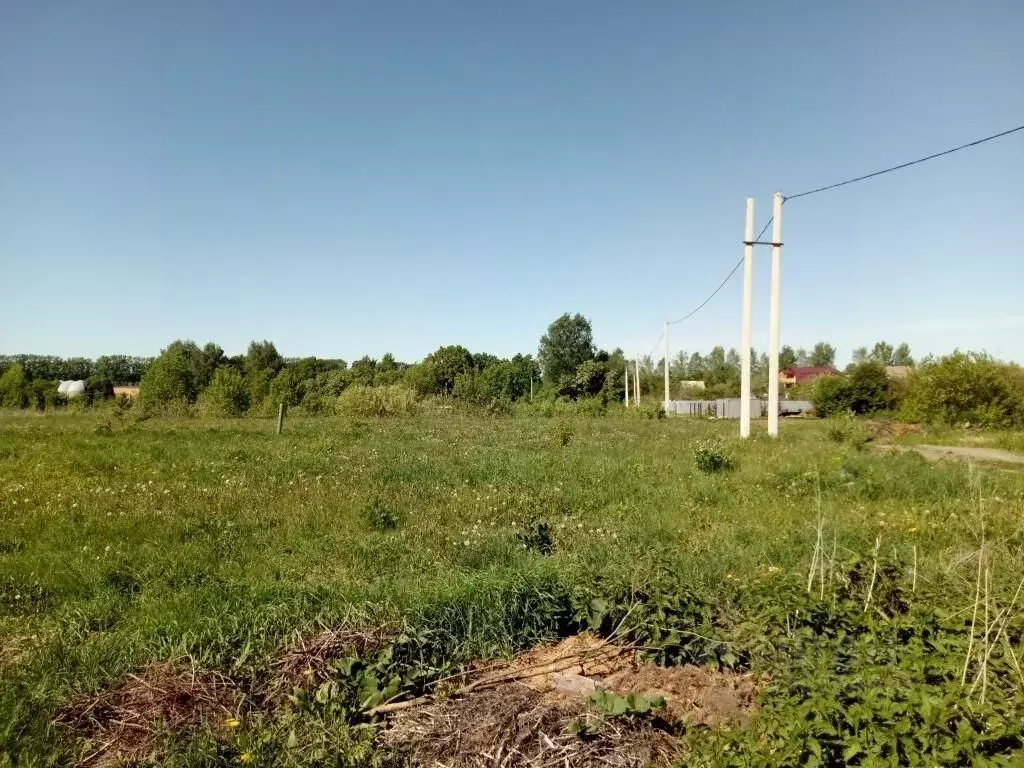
518, 519, 555, 555
556, 360, 605, 400
641, 403, 665, 420
364, 499, 401, 531
29, 380, 61, 410
198, 367, 250, 417
813, 363, 892, 417
694, 438, 735, 473
139, 341, 207, 408
0, 364, 29, 408
901, 352, 1024, 427
826, 415, 865, 446
86, 375, 115, 403
552, 420, 574, 447
301, 370, 348, 414
847, 362, 893, 414
336, 385, 418, 418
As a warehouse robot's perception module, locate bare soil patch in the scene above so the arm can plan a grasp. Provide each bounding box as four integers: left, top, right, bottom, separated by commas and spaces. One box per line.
380, 633, 757, 767
877, 443, 1024, 466
56, 662, 241, 767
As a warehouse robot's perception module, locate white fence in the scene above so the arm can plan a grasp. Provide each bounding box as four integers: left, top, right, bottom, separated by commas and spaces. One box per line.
666, 399, 813, 419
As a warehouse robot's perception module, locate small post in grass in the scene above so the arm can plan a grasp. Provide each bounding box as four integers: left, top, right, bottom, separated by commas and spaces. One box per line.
276, 402, 286, 435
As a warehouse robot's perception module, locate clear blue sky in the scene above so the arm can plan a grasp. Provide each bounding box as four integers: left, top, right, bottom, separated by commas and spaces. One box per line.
1, 2, 1022, 365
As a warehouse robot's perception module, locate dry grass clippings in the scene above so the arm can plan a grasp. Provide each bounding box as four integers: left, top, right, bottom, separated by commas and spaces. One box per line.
55, 661, 241, 767
379, 633, 758, 767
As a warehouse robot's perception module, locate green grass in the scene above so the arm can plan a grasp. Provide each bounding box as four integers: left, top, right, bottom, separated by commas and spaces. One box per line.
3, 411, 1024, 765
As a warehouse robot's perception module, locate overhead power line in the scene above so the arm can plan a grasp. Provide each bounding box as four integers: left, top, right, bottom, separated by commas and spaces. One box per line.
785, 123, 1024, 201
644, 328, 665, 358
667, 217, 774, 326
651, 121, 1024, 343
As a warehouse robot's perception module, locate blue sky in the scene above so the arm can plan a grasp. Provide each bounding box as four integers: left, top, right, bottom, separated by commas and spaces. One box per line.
1, 2, 1022, 365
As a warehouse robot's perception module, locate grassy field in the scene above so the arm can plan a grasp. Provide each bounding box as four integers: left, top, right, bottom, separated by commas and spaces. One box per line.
2, 410, 1024, 766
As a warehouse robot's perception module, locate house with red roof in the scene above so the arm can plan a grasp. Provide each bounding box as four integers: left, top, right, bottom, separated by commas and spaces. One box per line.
779, 366, 837, 388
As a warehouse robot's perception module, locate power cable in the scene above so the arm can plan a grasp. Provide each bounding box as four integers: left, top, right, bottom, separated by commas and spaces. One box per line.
643, 121, 1024, 366
644, 328, 665, 359
785, 123, 1024, 201
666, 217, 774, 326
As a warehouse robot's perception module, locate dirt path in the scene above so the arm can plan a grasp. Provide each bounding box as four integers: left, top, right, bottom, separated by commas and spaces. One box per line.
879, 444, 1024, 466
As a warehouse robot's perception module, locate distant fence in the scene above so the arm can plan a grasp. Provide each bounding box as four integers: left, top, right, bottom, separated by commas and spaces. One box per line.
665, 399, 813, 419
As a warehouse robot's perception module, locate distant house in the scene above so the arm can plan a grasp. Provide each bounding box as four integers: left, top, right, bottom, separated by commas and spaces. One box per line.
779, 367, 837, 388
676, 380, 706, 391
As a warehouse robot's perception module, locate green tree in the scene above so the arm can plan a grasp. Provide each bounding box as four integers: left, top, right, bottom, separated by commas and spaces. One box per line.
419, 345, 474, 395
375, 353, 403, 386
869, 341, 896, 366
851, 347, 869, 365
348, 356, 378, 386
139, 341, 205, 407
901, 353, 1023, 427
196, 343, 226, 388
538, 313, 594, 385
245, 340, 284, 378
809, 342, 836, 368
779, 346, 798, 370
0, 363, 29, 408
558, 359, 606, 400
687, 352, 707, 380
892, 343, 914, 367
847, 363, 891, 414
245, 340, 284, 406
199, 367, 250, 416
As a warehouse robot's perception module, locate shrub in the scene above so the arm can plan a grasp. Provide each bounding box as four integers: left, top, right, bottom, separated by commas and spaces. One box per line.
0, 364, 29, 408
694, 438, 735, 473
198, 368, 250, 417
552, 420, 574, 447
364, 499, 401, 531
847, 362, 891, 414
301, 370, 348, 414
518, 519, 555, 555
139, 341, 205, 408
826, 415, 865, 446
640, 403, 666, 420
901, 352, 1024, 427
86, 375, 115, 403
27, 379, 60, 411
336, 385, 418, 418
813, 363, 892, 417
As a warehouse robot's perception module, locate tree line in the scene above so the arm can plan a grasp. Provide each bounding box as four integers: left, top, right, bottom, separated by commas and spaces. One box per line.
0, 313, 928, 414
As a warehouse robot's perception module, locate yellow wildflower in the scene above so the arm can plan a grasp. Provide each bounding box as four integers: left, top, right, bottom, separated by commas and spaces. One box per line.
240, 753, 252, 763
226, 717, 241, 728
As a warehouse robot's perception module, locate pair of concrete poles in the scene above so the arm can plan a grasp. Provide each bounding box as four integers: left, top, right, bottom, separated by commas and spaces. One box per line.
740, 192, 784, 438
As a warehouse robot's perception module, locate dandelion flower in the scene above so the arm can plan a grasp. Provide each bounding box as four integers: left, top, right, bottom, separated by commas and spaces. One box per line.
239, 753, 252, 763
226, 717, 241, 728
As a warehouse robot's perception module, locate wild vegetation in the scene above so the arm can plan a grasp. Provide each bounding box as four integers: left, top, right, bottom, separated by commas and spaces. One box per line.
2, 409, 1024, 765
0, 318, 927, 416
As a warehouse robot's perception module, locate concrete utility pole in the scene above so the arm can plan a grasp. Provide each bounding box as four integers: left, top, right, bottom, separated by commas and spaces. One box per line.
767, 191, 783, 437
663, 321, 670, 410
634, 358, 640, 406
740, 198, 755, 438
624, 361, 630, 407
